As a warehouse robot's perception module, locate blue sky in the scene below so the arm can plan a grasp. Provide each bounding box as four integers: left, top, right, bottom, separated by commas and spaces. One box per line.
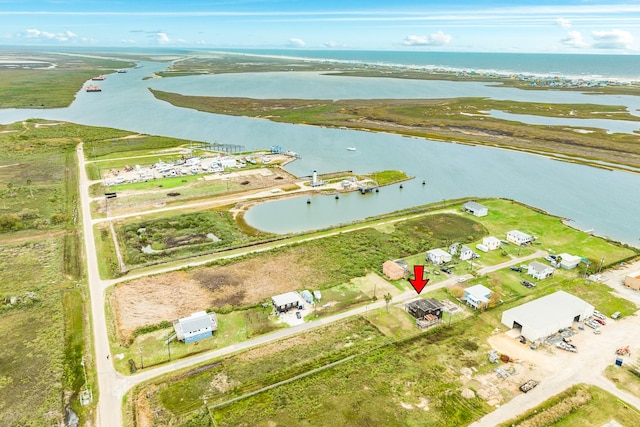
1, 1, 639, 52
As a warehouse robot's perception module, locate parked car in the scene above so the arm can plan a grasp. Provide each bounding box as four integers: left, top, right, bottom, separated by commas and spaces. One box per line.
440, 267, 452, 274
520, 379, 538, 393
593, 310, 606, 320
295, 311, 302, 319
457, 277, 467, 283
585, 320, 600, 329
521, 280, 536, 288
612, 311, 621, 319
593, 317, 606, 326
510, 266, 523, 272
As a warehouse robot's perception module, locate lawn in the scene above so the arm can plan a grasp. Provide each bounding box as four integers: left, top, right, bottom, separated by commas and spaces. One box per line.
111, 307, 285, 374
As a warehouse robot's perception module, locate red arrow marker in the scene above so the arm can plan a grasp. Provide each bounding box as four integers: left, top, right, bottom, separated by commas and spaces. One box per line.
408, 265, 429, 294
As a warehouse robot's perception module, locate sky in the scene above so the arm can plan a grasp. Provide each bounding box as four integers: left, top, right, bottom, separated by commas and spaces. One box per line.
1, 1, 640, 53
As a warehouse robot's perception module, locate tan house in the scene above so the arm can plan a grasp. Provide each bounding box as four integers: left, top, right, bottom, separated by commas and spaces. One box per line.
383, 260, 407, 280
625, 270, 640, 290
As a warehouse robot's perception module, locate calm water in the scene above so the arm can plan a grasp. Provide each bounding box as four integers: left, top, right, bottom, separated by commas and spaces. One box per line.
1, 55, 639, 246
215, 49, 640, 81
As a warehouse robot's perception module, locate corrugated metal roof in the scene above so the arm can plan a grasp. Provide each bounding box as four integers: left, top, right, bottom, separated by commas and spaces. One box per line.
272, 291, 300, 307
502, 291, 593, 332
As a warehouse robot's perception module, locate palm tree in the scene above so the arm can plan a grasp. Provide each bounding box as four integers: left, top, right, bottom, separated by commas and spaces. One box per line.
384, 293, 392, 312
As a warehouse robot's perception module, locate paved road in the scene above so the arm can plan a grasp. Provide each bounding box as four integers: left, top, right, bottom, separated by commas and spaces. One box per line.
79, 143, 640, 426
78, 145, 124, 427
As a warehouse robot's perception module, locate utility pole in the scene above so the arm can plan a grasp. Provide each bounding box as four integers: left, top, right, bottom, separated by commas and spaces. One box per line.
167, 339, 171, 362
139, 347, 144, 369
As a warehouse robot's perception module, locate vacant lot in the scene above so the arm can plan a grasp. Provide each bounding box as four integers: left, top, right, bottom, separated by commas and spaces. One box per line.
109, 213, 486, 342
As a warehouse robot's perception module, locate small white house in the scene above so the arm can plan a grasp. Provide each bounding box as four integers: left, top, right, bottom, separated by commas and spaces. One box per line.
464, 285, 492, 309
272, 292, 301, 312
462, 201, 488, 217
527, 261, 554, 280
506, 230, 534, 245
426, 248, 452, 265
459, 245, 474, 261
557, 253, 581, 270
482, 236, 501, 251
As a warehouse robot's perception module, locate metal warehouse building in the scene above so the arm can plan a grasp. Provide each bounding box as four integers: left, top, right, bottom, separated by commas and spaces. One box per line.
501, 291, 594, 343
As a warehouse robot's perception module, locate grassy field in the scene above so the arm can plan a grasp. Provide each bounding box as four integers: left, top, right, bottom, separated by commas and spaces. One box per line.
150, 90, 640, 170
129, 314, 493, 427
605, 363, 640, 399
500, 383, 640, 426
110, 307, 285, 374
0, 119, 151, 425
0, 52, 133, 108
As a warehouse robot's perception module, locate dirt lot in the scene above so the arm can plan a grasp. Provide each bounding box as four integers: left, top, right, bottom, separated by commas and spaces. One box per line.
110, 252, 330, 341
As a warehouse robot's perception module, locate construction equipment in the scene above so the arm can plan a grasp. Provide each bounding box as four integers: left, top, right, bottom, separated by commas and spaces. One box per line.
616, 346, 630, 356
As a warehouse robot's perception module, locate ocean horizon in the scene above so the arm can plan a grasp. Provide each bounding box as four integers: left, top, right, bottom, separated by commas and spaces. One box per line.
211, 48, 640, 82
5, 45, 640, 82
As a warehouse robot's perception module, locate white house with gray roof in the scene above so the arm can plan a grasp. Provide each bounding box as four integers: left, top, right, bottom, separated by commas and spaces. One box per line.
506, 230, 534, 245
426, 248, 452, 265
527, 261, 554, 280
272, 291, 301, 312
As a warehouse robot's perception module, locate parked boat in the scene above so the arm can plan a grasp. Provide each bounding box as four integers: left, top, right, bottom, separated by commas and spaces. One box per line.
346, 147, 356, 151
85, 85, 102, 92
92, 75, 106, 81
117, 69, 128, 73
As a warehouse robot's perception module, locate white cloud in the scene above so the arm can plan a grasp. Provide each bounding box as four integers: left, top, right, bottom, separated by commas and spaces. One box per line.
561, 30, 588, 48
403, 31, 452, 47
591, 29, 634, 49
25, 28, 77, 41
156, 32, 171, 44
556, 18, 571, 29
288, 37, 306, 47
322, 40, 349, 48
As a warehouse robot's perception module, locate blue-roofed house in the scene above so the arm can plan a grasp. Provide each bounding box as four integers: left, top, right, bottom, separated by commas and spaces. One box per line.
173, 311, 218, 343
